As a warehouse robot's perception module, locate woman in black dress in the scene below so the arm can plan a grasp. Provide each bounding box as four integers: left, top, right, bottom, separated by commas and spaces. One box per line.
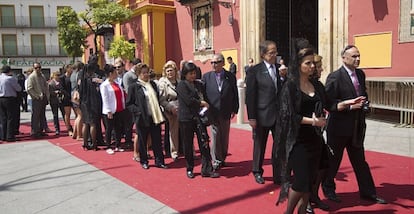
79, 62, 103, 150
177, 62, 219, 179
59, 64, 74, 136
274, 41, 328, 214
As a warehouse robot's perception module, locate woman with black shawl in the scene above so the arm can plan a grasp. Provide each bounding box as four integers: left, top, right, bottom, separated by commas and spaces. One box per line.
273, 40, 328, 214
78, 58, 103, 150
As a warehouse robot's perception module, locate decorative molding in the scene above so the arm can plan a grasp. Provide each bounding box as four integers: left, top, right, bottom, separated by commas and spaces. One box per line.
193, 49, 215, 64
177, 0, 212, 6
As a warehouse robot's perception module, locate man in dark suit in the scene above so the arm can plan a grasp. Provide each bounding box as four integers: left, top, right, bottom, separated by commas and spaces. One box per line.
323, 45, 386, 204
203, 53, 239, 170
227, 56, 237, 75
246, 40, 282, 184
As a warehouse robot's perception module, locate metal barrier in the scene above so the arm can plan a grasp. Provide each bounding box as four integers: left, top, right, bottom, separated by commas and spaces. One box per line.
366, 78, 414, 127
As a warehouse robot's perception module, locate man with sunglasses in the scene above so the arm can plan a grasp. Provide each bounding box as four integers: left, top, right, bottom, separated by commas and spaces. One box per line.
114, 60, 126, 88
202, 53, 239, 171
27, 63, 49, 138
246, 40, 283, 184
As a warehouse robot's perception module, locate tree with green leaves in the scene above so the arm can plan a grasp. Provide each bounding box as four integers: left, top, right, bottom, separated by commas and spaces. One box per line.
79, 0, 132, 55
109, 36, 136, 61
57, 7, 88, 62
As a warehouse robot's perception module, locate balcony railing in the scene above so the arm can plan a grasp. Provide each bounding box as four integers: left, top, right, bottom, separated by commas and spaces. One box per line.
1, 45, 67, 57
366, 77, 414, 127
0, 16, 58, 28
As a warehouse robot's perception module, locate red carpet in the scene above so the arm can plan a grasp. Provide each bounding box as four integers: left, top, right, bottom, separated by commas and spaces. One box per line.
6, 121, 414, 213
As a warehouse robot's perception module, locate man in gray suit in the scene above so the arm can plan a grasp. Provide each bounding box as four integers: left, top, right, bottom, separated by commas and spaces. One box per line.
202, 53, 239, 170
246, 40, 282, 184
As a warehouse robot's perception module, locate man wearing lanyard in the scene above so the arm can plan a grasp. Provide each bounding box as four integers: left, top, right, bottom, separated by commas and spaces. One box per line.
0, 65, 22, 142
202, 53, 239, 170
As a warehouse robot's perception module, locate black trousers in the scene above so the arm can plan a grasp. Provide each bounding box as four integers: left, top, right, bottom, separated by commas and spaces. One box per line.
323, 135, 376, 196
180, 120, 213, 173
163, 120, 171, 155
252, 124, 276, 175
136, 122, 165, 165
103, 111, 124, 148
0, 97, 19, 140
31, 97, 47, 134
20, 92, 28, 111
120, 109, 133, 144
50, 103, 65, 132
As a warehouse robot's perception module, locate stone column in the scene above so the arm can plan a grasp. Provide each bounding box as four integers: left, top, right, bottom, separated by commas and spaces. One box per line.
237, 79, 246, 124
240, 0, 266, 80
318, 0, 348, 83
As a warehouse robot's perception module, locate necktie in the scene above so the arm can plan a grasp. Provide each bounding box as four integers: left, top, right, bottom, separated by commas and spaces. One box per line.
351, 72, 360, 95
216, 72, 222, 92
270, 65, 277, 83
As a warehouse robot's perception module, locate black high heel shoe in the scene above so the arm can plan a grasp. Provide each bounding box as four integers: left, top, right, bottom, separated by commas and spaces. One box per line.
310, 196, 329, 211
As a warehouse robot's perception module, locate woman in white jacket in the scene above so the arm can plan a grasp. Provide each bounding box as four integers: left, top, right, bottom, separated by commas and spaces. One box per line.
100, 64, 127, 154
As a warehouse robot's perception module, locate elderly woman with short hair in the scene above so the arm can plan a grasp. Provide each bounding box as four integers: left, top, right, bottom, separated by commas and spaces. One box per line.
158, 61, 180, 161
126, 63, 167, 170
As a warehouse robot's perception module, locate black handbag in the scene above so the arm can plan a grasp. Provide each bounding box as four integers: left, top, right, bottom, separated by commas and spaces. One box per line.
314, 100, 324, 118
314, 100, 324, 136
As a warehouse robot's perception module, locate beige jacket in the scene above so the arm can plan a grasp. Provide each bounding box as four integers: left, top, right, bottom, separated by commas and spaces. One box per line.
27, 72, 49, 100
158, 77, 179, 114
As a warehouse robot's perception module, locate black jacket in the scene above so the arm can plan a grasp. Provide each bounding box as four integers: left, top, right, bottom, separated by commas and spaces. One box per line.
177, 80, 205, 122
202, 70, 239, 122
126, 80, 161, 127
245, 61, 282, 127
325, 66, 368, 138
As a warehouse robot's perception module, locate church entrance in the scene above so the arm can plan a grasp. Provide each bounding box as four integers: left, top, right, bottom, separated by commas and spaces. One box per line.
265, 0, 319, 64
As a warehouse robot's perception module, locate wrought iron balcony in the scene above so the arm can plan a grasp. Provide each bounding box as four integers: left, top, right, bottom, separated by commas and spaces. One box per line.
0, 16, 58, 28
1, 45, 67, 57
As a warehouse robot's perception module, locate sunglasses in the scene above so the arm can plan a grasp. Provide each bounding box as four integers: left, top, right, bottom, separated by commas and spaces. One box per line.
210, 60, 223, 64
115, 65, 123, 69
34, 66, 41, 69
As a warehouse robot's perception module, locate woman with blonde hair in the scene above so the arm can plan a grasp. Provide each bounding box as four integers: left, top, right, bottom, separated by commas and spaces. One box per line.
158, 61, 180, 161
60, 64, 74, 136
48, 70, 67, 135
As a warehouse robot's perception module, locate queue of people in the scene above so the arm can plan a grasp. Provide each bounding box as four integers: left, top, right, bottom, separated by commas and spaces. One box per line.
0, 40, 387, 214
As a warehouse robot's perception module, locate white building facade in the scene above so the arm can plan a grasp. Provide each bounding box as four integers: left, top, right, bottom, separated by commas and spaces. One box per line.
0, 0, 87, 78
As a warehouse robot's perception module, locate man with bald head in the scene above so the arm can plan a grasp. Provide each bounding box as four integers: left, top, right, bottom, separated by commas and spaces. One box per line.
323, 45, 386, 204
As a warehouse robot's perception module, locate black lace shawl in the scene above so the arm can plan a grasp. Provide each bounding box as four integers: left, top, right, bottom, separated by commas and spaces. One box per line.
273, 78, 327, 205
